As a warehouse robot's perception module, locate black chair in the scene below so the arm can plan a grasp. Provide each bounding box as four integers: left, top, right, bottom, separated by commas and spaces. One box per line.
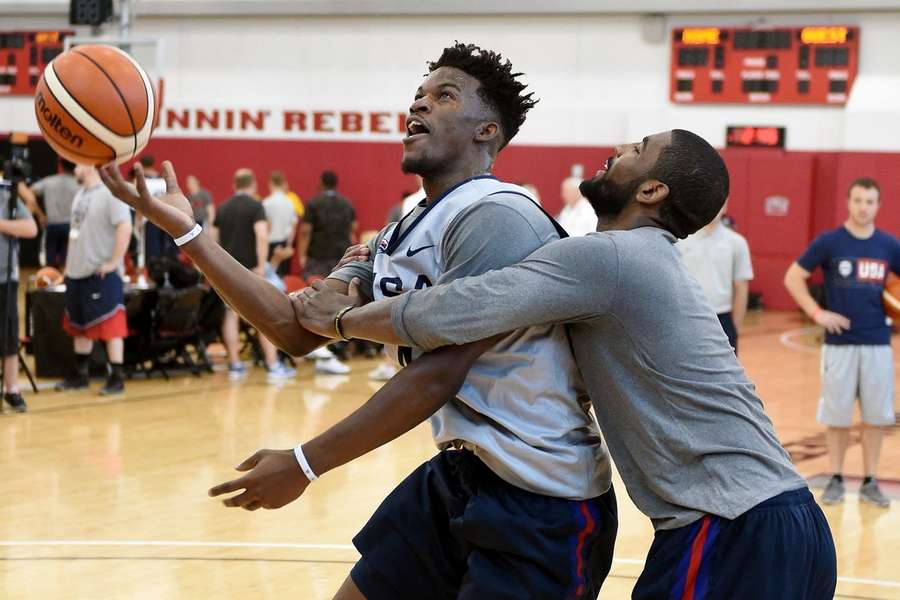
129, 286, 207, 379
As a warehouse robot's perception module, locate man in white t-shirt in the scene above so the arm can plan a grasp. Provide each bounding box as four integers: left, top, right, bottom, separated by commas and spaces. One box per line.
263, 171, 298, 277
556, 176, 597, 236
678, 204, 753, 354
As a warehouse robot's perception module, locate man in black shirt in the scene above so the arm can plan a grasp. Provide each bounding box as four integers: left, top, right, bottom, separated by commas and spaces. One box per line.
213, 169, 295, 382
298, 170, 357, 277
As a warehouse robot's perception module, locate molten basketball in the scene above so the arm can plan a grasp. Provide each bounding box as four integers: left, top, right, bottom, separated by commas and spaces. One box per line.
884, 274, 900, 321
33, 44, 157, 166
34, 266, 63, 289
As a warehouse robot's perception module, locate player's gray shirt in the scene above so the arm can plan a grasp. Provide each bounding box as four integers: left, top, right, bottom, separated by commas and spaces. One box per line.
331, 180, 611, 501
391, 227, 808, 530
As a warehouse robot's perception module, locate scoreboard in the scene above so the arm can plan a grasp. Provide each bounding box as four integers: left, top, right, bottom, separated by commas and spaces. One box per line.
0, 30, 73, 96
670, 26, 859, 105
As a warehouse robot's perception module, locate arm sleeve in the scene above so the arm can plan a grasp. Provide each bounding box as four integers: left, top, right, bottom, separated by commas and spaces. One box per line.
392, 235, 619, 350
733, 234, 754, 281
108, 196, 131, 227
796, 233, 830, 272
31, 179, 46, 195
327, 234, 379, 301
302, 201, 316, 226
254, 203, 266, 223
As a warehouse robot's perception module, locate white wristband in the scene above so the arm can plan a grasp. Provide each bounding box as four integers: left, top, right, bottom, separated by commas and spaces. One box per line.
174, 223, 202, 247
293, 444, 318, 482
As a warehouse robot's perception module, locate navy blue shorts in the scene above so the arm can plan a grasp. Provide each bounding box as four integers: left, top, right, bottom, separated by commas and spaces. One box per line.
633, 488, 836, 600
64, 274, 124, 329
351, 449, 618, 600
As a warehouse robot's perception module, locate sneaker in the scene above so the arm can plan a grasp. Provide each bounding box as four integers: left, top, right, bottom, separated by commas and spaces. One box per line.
3, 392, 27, 413
859, 480, 890, 508
99, 376, 125, 396
306, 346, 335, 361
315, 356, 350, 375
267, 362, 297, 383
228, 363, 248, 381
368, 363, 398, 381
820, 477, 845, 505
55, 375, 90, 392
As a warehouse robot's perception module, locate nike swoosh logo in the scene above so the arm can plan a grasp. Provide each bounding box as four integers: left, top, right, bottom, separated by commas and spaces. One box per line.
406, 244, 435, 257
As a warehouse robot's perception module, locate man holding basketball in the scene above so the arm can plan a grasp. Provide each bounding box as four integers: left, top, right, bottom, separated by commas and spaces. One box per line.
785, 176, 900, 507
102, 43, 617, 600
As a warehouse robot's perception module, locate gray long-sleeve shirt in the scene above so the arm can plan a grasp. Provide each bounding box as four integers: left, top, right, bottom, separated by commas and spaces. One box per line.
391, 226, 807, 530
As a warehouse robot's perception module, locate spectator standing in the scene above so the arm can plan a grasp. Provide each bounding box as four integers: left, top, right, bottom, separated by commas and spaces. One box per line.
139, 156, 178, 261
213, 169, 295, 382
678, 204, 753, 353
556, 176, 597, 236
263, 171, 298, 277
28, 159, 78, 268
784, 177, 900, 508
55, 166, 132, 396
0, 177, 38, 411
186, 175, 215, 227
298, 170, 357, 277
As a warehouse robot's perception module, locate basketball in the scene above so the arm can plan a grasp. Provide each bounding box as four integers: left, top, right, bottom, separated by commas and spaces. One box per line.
884, 274, 900, 321
33, 44, 157, 166
34, 266, 63, 289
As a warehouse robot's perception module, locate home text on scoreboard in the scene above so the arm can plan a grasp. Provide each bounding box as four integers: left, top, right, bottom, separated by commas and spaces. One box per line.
670, 26, 859, 105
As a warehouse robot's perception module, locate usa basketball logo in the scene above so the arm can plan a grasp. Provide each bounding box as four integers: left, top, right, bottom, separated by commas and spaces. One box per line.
838, 260, 853, 278
857, 259, 887, 283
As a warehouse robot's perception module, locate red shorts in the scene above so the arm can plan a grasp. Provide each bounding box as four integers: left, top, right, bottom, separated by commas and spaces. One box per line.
63, 307, 128, 341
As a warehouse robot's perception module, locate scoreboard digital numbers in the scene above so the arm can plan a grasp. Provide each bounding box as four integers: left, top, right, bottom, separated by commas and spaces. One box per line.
670, 26, 859, 105
0, 30, 73, 96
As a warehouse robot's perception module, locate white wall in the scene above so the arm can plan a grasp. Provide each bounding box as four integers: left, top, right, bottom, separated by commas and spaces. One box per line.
3, 10, 900, 151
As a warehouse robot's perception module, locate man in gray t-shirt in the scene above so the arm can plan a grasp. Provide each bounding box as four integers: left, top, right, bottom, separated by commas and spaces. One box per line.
29, 160, 79, 268
0, 183, 38, 412
295, 130, 837, 599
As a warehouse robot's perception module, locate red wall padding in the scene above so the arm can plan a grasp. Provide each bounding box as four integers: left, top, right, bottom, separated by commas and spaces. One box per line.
141, 136, 899, 310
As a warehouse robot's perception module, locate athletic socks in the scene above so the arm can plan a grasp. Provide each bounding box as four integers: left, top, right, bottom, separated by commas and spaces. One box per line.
75, 352, 91, 379
831, 474, 843, 483
863, 476, 874, 485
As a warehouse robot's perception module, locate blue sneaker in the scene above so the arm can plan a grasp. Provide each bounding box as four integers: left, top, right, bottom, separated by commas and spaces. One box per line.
228, 363, 248, 381
267, 362, 297, 383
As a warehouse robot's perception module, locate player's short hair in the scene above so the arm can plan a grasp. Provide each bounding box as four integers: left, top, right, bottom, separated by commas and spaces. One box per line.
233, 168, 255, 190
269, 170, 286, 187
848, 176, 880, 199
139, 155, 155, 168
320, 170, 338, 189
653, 129, 729, 239
428, 42, 538, 149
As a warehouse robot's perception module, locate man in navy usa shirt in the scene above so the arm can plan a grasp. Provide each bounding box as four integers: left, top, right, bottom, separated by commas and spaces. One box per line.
785, 176, 900, 508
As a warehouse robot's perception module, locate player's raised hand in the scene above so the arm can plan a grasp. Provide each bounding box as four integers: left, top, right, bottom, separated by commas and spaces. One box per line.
814, 309, 851, 335
99, 160, 195, 239
208, 448, 310, 511
291, 278, 364, 338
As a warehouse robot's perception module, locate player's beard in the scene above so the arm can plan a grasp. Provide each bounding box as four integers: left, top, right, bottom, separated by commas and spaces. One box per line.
580, 174, 640, 219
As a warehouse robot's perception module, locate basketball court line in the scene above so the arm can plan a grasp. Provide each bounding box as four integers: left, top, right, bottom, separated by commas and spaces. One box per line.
779, 326, 822, 354
2, 540, 899, 591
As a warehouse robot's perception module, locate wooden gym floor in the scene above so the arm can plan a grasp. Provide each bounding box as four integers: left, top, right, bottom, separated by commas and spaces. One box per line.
2, 310, 899, 599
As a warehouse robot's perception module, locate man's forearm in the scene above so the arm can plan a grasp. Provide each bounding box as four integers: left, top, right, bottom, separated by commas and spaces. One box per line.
0, 218, 37, 239
182, 232, 330, 355
303, 337, 498, 476
784, 265, 820, 317
732, 280, 749, 330
110, 223, 133, 264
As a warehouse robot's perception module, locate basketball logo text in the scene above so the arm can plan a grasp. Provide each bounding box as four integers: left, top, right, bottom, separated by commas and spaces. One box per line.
856, 259, 887, 284
35, 91, 85, 149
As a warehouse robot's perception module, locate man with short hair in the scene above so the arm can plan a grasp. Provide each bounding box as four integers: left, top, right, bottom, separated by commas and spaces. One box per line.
556, 175, 597, 236
263, 171, 298, 277
28, 159, 78, 268
785, 176, 900, 508
295, 129, 837, 600
212, 169, 295, 383
678, 203, 753, 353
56, 165, 132, 396
101, 42, 617, 600
0, 175, 38, 411
297, 170, 357, 277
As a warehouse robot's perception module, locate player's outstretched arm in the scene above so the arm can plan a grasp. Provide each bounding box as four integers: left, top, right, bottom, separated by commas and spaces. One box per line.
99, 161, 334, 356
207, 335, 500, 511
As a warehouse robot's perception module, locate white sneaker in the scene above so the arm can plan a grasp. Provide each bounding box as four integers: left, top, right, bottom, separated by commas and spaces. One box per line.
267, 362, 297, 383
315, 356, 350, 375
306, 346, 335, 361
228, 363, 248, 381
368, 363, 398, 381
